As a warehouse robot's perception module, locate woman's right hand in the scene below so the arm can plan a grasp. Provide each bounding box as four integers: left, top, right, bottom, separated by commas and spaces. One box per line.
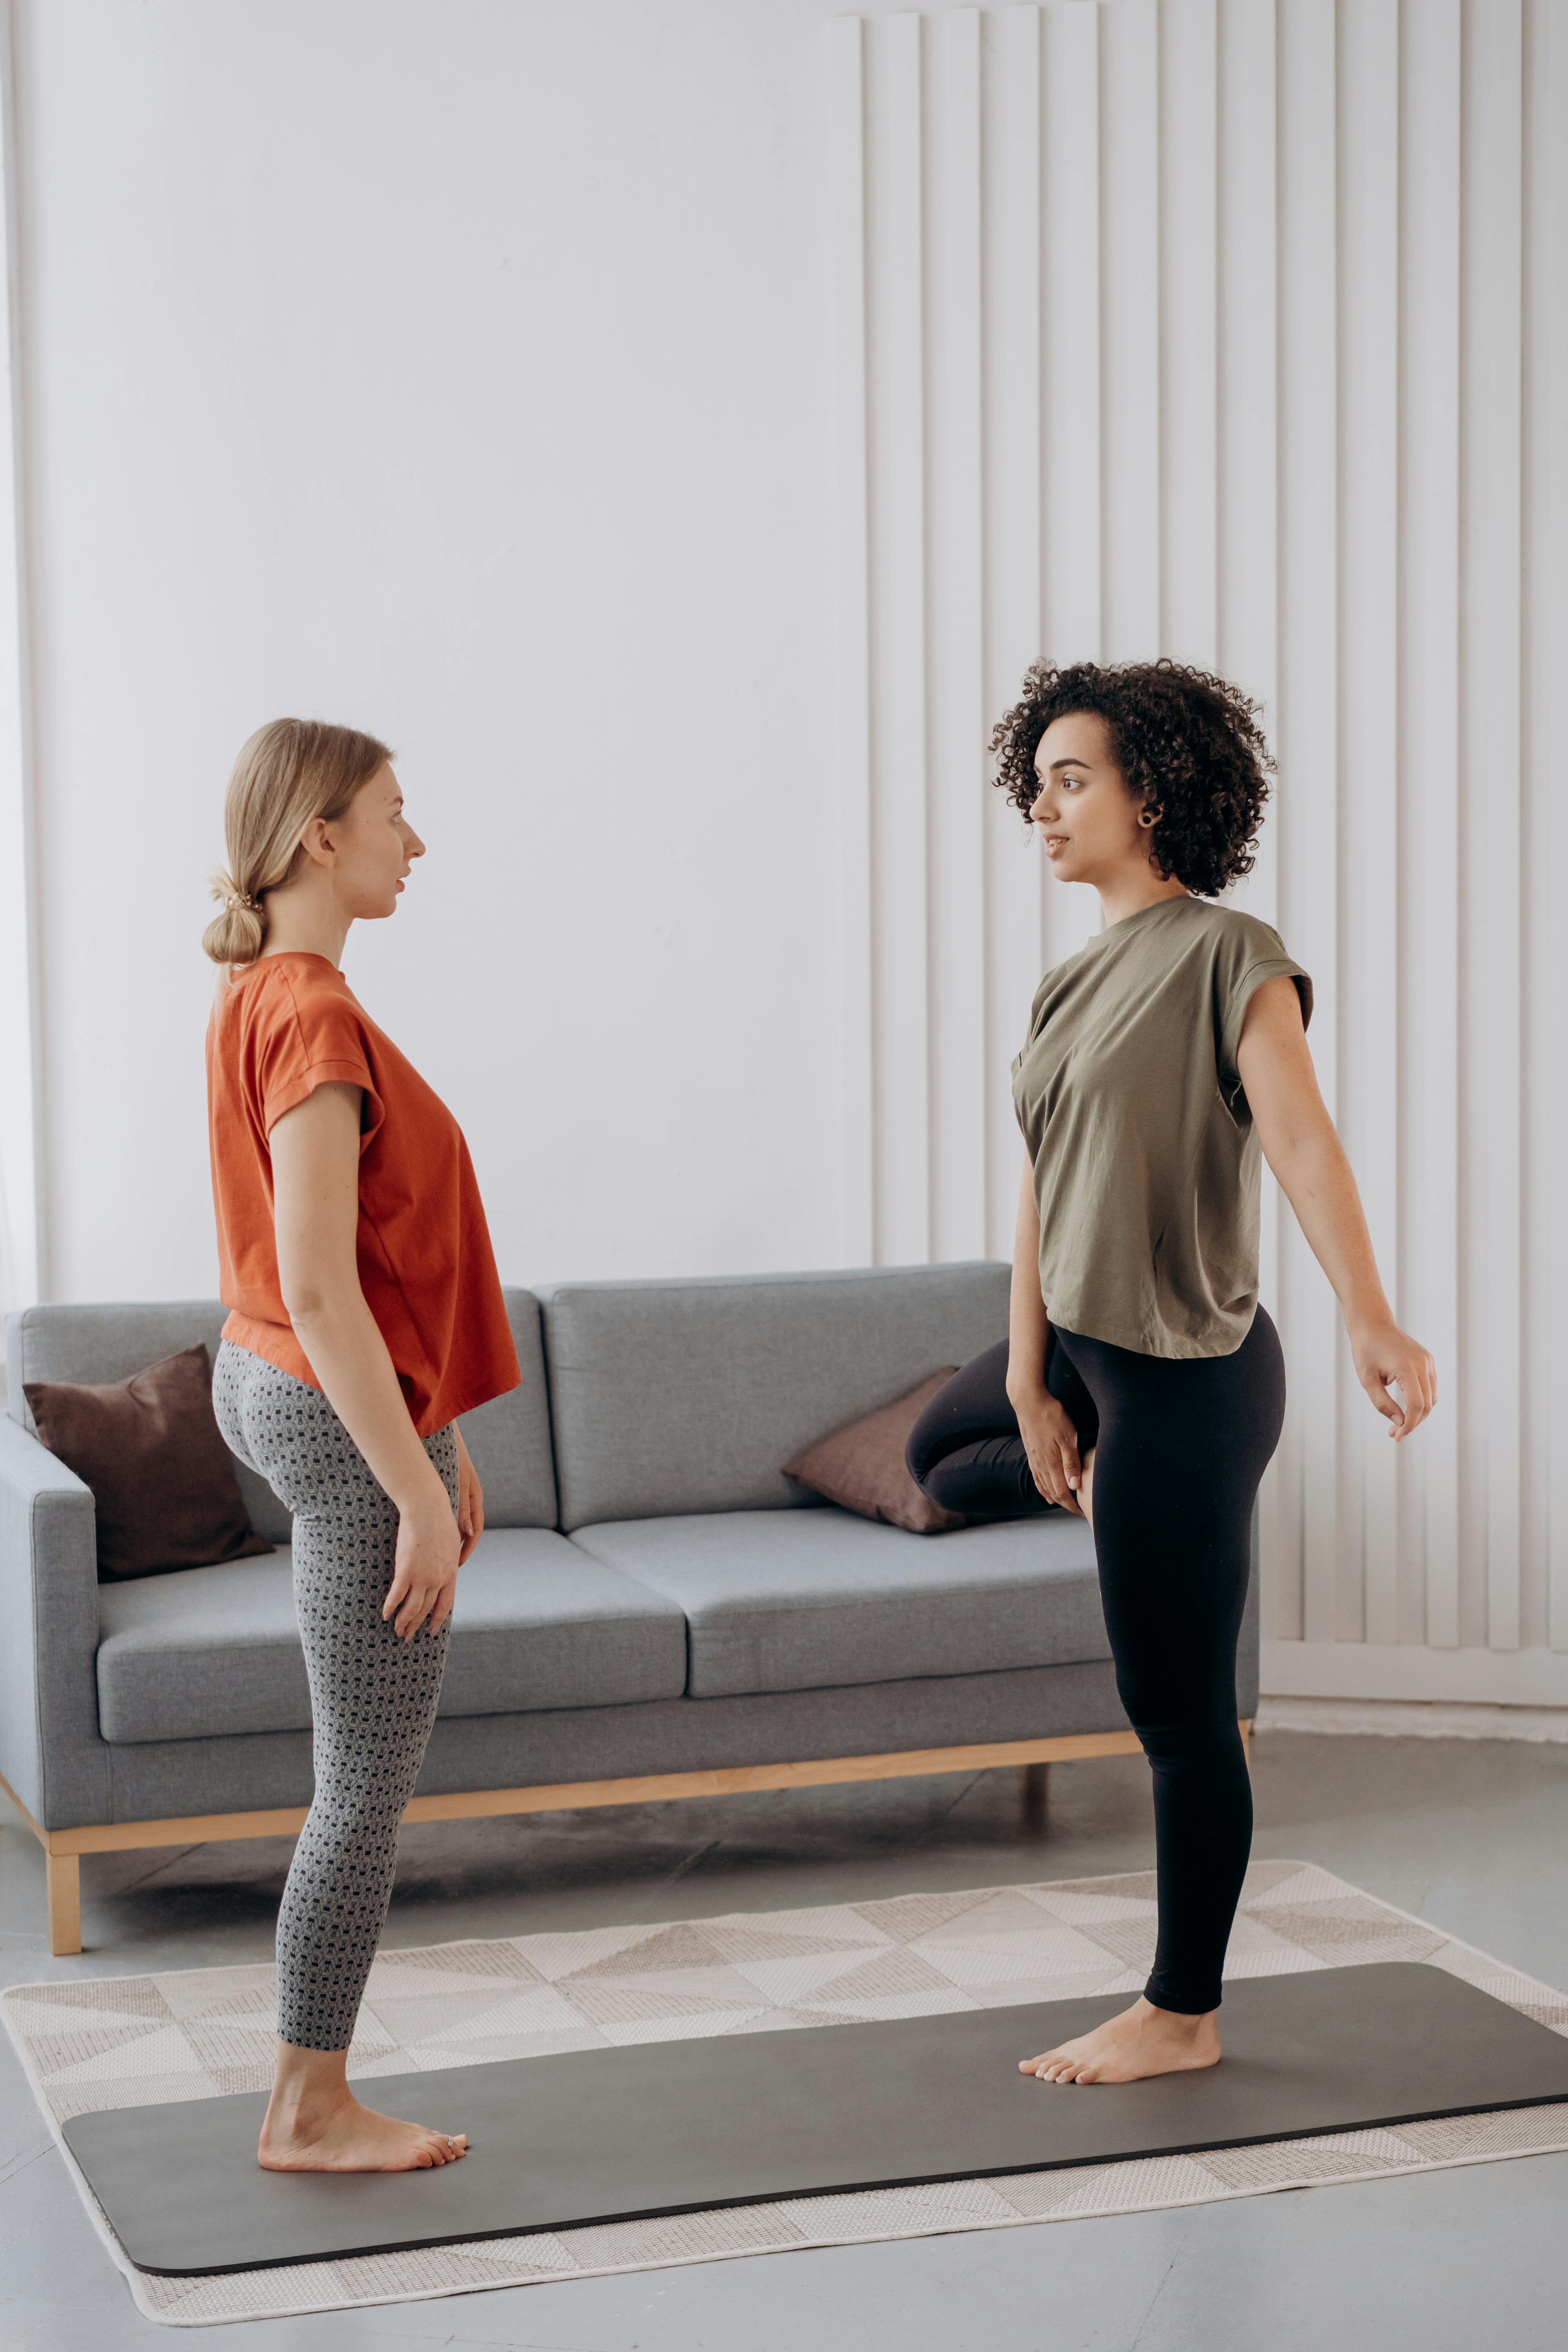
383, 1486, 461, 1641
1014, 1390, 1086, 1514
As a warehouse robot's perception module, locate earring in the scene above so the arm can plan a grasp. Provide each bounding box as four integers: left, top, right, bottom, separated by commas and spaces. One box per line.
1138, 806, 1161, 828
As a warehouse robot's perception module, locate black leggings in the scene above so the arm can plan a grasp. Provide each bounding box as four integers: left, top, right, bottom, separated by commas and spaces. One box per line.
906, 1310, 1287, 2014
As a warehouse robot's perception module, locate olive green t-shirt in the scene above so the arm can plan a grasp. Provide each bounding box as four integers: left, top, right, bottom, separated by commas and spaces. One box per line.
1010, 895, 1313, 1360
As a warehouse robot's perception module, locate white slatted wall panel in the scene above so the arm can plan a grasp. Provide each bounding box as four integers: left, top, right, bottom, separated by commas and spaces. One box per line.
834, 0, 1567, 1707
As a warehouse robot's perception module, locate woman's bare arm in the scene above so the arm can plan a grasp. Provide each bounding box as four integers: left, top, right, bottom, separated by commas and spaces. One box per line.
1236, 976, 1436, 1439
269, 1081, 463, 1635
1005, 1153, 1087, 1512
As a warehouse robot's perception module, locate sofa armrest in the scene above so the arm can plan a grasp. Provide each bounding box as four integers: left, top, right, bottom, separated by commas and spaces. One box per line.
0, 1412, 109, 1829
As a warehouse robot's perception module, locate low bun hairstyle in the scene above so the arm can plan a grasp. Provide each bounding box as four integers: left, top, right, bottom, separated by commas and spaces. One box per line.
202, 718, 394, 967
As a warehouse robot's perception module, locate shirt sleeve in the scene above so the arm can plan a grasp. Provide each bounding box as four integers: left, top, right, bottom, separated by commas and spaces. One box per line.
1216, 920, 1314, 1114
254, 973, 387, 1151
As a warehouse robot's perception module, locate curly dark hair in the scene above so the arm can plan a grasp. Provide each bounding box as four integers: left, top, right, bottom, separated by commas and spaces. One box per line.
987, 658, 1274, 898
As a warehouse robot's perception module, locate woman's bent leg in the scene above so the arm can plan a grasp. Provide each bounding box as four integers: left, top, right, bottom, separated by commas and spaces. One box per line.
907, 1335, 1094, 1520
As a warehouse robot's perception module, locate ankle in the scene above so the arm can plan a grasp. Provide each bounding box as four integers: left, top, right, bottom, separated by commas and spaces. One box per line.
265, 2080, 353, 2131
1140, 1997, 1216, 2033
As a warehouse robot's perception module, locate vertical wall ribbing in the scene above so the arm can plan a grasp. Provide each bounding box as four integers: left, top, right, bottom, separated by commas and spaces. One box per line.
837, 1, 1563, 1704
1040, 0, 1103, 973
1460, 0, 1524, 1654
866, 15, 931, 1265
984, 5, 1046, 1255
1100, 0, 1161, 668
1338, 0, 1401, 1647
1399, 0, 1462, 1651
0, 0, 42, 1334
927, 8, 988, 1262
1218, 0, 1283, 1627
1526, 0, 1568, 1654
831, 18, 874, 1269
1277, 0, 1340, 1644
1159, 0, 1218, 670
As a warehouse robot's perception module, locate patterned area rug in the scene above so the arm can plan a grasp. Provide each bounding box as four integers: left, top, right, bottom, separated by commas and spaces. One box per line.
6, 1858, 1568, 2328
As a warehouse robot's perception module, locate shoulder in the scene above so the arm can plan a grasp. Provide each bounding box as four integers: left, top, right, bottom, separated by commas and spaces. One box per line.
1177, 898, 1294, 972
231, 958, 375, 1063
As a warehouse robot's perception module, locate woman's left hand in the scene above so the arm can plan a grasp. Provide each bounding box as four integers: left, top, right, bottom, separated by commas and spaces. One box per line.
453, 1428, 485, 1563
1347, 1317, 1436, 1441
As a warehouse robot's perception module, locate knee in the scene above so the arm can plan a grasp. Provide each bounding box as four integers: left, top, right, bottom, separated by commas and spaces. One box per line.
302, 1762, 420, 1837
904, 1400, 955, 1488
920, 1452, 984, 1515
1124, 1708, 1247, 1770
302, 1791, 405, 1846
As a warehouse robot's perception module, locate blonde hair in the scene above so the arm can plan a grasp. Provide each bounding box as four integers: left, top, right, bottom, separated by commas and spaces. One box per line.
201, 718, 394, 967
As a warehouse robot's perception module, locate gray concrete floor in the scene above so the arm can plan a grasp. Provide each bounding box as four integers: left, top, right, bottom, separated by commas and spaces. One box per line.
2, 1730, 1565, 2351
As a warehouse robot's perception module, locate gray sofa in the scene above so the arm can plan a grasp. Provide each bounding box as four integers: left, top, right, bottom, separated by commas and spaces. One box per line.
1, 1261, 1260, 1953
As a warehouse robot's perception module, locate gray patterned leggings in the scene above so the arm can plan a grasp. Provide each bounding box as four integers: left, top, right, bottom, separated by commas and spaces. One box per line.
211, 1339, 457, 2052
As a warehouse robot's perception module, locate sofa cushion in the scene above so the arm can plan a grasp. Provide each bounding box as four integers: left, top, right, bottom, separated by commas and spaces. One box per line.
7, 1300, 296, 1544
5, 1289, 558, 1540
568, 1508, 1109, 1699
452, 1290, 558, 1528
25, 1344, 275, 1580
95, 1529, 687, 1743
782, 1367, 962, 1534
539, 1262, 1011, 1529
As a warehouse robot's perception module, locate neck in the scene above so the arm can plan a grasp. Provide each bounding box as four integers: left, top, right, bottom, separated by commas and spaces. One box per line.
1095, 872, 1190, 930
255, 886, 350, 970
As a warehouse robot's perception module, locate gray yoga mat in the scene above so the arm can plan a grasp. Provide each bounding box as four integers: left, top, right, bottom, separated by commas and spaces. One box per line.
64, 1960, 1568, 2276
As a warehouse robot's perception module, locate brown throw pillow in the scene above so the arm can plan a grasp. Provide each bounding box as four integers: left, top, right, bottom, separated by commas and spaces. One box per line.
783, 1368, 964, 1535
24, 1343, 275, 1581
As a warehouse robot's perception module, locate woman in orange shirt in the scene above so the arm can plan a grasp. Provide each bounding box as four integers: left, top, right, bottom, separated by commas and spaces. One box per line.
203, 719, 521, 2173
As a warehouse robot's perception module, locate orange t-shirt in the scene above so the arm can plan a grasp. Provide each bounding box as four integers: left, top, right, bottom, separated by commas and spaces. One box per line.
206, 951, 521, 1437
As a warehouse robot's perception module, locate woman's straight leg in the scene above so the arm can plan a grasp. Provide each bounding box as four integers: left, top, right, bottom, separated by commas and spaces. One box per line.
213, 1341, 456, 2051
1048, 1308, 1286, 2014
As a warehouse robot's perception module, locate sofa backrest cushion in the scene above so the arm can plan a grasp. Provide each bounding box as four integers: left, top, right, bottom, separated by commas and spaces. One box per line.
537, 1262, 1011, 1530
5, 1289, 558, 1537
454, 1290, 557, 1528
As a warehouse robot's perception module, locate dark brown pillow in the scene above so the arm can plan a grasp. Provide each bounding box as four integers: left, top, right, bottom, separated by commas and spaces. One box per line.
783, 1368, 964, 1535
24, 1343, 275, 1581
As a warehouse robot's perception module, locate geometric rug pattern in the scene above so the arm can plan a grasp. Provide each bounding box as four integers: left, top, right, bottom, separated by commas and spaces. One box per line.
6, 1859, 1568, 2329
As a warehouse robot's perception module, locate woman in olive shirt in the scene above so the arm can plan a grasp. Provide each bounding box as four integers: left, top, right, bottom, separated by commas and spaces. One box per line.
989, 660, 1434, 2089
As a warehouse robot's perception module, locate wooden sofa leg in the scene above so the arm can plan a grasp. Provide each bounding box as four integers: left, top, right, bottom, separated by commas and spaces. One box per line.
46, 1851, 81, 1956
1020, 1761, 1049, 1833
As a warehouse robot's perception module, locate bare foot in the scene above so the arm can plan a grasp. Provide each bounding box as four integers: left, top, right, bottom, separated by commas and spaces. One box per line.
259, 2089, 468, 2172
1018, 1994, 1220, 2085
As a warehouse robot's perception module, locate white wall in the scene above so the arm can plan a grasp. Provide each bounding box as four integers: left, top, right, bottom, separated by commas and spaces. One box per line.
2, 0, 869, 1309
838, 1, 1566, 1705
